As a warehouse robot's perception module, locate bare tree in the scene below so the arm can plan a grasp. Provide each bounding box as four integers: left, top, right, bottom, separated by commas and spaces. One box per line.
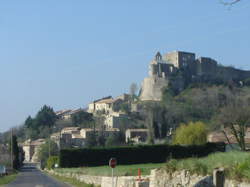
129, 83, 138, 97
220, 0, 241, 6
218, 99, 250, 151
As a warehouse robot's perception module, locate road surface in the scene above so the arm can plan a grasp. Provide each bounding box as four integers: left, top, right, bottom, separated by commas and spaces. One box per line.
6, 163, 71, 187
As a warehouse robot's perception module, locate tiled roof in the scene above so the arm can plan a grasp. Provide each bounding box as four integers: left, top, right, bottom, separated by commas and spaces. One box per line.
95, 98, 114, 104
72, 134, 84, 139
126, 129, 149, 132
62, 127, 80, 131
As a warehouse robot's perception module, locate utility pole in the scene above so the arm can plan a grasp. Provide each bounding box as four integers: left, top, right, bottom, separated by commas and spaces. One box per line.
10, 128, 13, 170
48, 139, 51, 158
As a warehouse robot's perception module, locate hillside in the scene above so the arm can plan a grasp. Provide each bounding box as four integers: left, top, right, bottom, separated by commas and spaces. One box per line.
135, 83, 250, 142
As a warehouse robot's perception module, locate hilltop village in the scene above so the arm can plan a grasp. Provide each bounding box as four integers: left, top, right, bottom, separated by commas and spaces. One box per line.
14, 50, 250, 162
141, 51, 250, 101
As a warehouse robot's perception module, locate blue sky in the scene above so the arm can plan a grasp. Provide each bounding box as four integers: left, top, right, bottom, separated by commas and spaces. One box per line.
0, 1, 249, 132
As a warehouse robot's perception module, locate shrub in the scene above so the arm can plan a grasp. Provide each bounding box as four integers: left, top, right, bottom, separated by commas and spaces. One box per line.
46, 156, 59, 169
173, 121, 208, 145
59, 143, 225, 168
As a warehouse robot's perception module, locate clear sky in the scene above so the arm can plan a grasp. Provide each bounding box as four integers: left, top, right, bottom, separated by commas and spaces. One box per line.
0, 1, 249, 132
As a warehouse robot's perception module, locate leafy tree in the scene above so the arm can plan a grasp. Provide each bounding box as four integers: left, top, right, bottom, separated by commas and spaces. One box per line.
24, 116, 34, 128
153, 121, 160, 139
120, 103, 130, 113
46, 156, 59, 169
85, 132, 97, 148
38, 139, 59, 169
105, 132, 124, 147
24, 105, 57, 139
96, 130, 106, 147
11, 135, 20, 169
71, 110, 93, 126
173, 121, 208, 145
35, 105, 57, 128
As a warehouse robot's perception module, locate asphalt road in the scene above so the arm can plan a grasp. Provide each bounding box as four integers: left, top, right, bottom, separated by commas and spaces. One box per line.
5, 163, 71, 187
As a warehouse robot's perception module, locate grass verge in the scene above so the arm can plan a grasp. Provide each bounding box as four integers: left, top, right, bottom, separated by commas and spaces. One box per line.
45, 172, 99, 187
54, 163, 164, 176
164, 151, 250, 182
0, 174, 17, 186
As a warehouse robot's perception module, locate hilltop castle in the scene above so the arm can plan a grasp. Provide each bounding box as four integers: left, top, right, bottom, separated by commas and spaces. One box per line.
140, 51, 250, 101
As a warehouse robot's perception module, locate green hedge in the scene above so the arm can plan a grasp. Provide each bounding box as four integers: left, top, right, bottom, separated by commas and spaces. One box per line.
59, 142, 225, 168
46, 156, 59, 169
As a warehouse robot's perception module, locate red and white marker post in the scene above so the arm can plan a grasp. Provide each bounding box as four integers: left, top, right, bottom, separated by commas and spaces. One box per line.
109, 158, 117, 187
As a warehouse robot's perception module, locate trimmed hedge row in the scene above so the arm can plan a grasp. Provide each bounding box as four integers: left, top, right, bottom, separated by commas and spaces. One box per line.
59, 142, 225, 168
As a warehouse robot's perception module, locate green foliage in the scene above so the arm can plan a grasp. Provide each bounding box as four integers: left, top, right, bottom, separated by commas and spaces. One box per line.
230, 158, 250, 180
36, 105, 57, 128
173, 121, 208, 145
46, 156, 59, 169
105, 132, 124, 147
59, 143, 225, 168
158, 85, 250, 136
85, 132, 97, 148
11, 135, 20, 169
24, 105, 56, 139
0, 174, 17, 185
71, 111, 93, 126
120, 103, 130, 113
24, 116, 33, 128
38, 139, 59, 169
165, 151, 250, 181
243, 78, 250, 86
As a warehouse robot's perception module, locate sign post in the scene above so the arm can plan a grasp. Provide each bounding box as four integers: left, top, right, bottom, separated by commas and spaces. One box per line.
109, 158, 117, 187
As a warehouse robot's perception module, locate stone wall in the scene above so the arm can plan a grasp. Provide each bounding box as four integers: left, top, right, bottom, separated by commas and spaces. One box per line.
150, 168, 250, 187
150, 169, 213, 187
46, 169, 150, 187
140, 76, 168, 101
47, 167, 250, 187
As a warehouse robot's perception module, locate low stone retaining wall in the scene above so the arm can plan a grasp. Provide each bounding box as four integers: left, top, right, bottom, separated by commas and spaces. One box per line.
150, 169, 212, 187
46, 169, 150, 187
150, 168, 250, 187
47, 168, 250, 187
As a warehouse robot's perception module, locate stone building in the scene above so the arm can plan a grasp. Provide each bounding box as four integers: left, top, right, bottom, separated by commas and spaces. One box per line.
104, 112, 129, 129
140, 50, 250, 101
56, 108, 83, 120
125, 129, 149, 143
163, 51, 196, 69
88, 96, 113, 114
88, 94, 130, 114
22, 139, 46, 162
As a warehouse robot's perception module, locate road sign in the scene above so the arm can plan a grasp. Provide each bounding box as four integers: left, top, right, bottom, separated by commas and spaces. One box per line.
109, 158, 117, 187
109, 158, 117, 168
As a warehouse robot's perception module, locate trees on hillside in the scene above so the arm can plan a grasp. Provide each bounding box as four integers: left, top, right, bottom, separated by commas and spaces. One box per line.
217, 98, 250, 151
173, 121, 208, 145
12, 135, 20, 169
8, 135, 23, 169
71, 110, 93, 127
38, 139, 59, 169
24, 105, 57, 139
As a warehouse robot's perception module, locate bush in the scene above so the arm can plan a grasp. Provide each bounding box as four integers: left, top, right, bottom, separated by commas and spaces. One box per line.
173, 121, 208, 145
59, 143, 225, 168
46, 156, 59, 169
